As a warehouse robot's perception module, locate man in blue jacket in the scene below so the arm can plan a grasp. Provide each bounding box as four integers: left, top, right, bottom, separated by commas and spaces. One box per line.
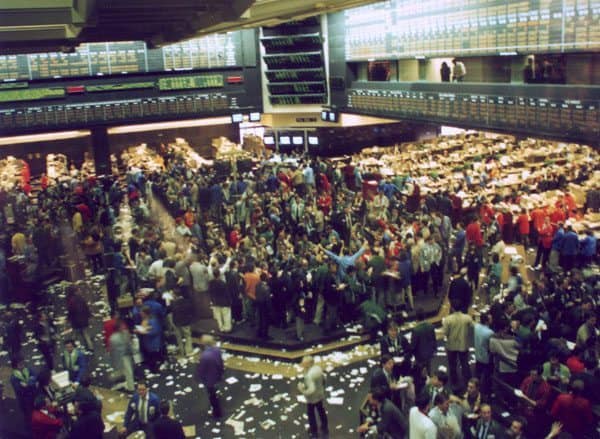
135, 306, 163, 372
196, 335, 224, 419
549, 223, 564, 270
560, 225, 579, 271
121, 381, 160, 436
62, 339, 88, 384
579, 230, 597, 267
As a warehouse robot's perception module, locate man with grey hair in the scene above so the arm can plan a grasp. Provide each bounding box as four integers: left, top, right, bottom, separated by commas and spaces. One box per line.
298, 355, 329, 438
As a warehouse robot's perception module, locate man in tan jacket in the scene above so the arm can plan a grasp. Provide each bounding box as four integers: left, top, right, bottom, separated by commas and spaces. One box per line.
442, 307, 474, 390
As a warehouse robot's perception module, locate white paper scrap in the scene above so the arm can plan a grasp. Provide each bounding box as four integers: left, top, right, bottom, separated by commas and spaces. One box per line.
327, 397, 344, 405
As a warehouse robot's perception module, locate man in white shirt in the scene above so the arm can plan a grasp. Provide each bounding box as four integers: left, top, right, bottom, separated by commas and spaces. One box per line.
147, 250, 166, 285
428, 392, 462, 438
409, 393, 437, 439
452, 59, 467, 82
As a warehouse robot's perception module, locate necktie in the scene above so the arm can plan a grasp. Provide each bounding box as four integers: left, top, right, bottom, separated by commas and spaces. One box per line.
140, 398, 147, 424
479, 422, 489, 439
431, 388, 437, 407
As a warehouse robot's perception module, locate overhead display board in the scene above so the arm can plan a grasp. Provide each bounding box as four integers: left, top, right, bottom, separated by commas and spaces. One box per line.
0, 32, 244, 81
342, 0, 600, 60
0, 92, 248, 132
261, 17, 328, 106
346, 81, 599, 143
157, 74, 224, 91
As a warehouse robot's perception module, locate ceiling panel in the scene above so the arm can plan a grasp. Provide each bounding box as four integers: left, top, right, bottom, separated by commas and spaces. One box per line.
0, 0, 382, 54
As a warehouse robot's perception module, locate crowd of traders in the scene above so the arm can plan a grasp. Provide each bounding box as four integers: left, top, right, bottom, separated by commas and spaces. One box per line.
1, 137, 599, 438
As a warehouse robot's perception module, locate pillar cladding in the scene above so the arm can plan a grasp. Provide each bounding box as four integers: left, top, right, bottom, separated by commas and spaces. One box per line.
91, 126, 110, 176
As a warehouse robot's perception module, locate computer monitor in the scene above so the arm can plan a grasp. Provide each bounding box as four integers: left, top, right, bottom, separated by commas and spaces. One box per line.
308, 136, 319, 145
292, 136, 304, 145
279, 136, 291, 145
249, 112, 261, 122
328, 111, 338, 122
231, 113, 243, 123
321, 110, 328, 121
263, 135, 275, 145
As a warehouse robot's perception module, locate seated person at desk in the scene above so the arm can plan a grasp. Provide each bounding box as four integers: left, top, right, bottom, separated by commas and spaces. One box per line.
380, 320, 411, 376
61, 339, 88, 384
121, 381, 160, 436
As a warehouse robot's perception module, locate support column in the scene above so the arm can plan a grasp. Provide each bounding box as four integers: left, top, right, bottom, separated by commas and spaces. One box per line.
91, 126, 110, 176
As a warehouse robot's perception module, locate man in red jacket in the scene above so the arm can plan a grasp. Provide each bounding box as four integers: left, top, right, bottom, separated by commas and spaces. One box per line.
534, 216, 554, 268
465, 217, 484, 263
516, 209, 530, 248
31, 395, 63, 439
551, 380, 593, 437
102, 311, 119, 350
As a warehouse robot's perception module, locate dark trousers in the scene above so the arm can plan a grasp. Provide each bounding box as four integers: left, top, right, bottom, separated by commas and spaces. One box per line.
207, 385, 221, 418
534, 244, 550, 267
518, 233, 530, 248
475, 361, 493, 395
430, 264, 443, 296
421, 270, 431, 295
307, 400, 328, 437
561, 254, 576, 271
38, 342, 54, 370
323, 303, 339, 332
142, 348, 161, 373
447, 350, 471, 388
87, 254, 103, 273
256, 302, 269, 339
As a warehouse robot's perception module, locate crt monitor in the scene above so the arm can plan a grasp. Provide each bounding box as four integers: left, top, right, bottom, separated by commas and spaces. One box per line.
308, 136, 319, 145
321, 110, 328, 121
328, 111, 338, 122
231, 113, 243, 123
279, 136, 291, 145
249, 112, 261, 122
263, 135, 275, 145
292, 136, 304, 145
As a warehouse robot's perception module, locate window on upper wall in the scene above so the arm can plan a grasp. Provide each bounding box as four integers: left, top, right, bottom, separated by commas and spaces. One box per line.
368, 61, 392, 81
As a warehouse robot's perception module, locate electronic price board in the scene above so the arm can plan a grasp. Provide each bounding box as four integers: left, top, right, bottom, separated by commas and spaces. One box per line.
345, 82, 599, 143
0, 87, 65, 103
262, 18, 328, 106
0, 91, 251, 133
0, 32, 244, 81
341, 0, 600, 60
157, 74, 224, 91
